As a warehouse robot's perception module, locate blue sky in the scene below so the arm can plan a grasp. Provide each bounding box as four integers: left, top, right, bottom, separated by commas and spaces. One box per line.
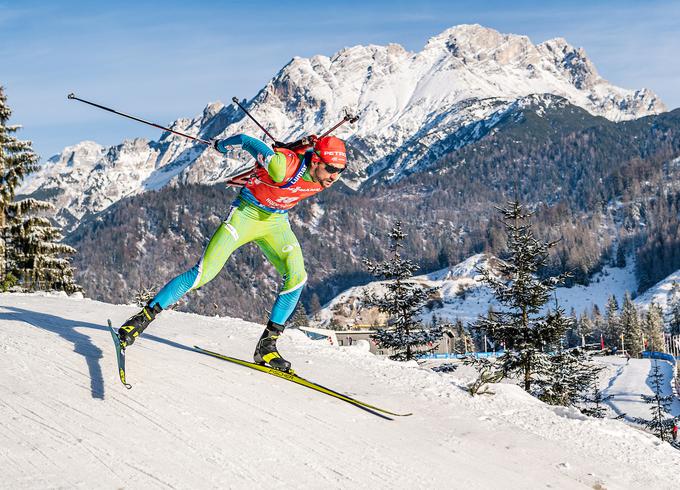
1, 0, 679, 160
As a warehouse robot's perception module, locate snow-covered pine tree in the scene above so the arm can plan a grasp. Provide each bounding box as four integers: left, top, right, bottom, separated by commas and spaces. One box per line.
0, 86, 37, 285
289, 304, 310, 329
604, 295, 621, 349
579, 369, 613, 418
471, 201, 572, 393
635, 360, 675, 442
0, 87, 80, 293
644, 303, 665, 352
452, 318, 473, 354
362, 220, 442, 361
620, 293, 643, 357
534, 346, 601, 407
577, 309, 594, 347
669, 298, 680, 336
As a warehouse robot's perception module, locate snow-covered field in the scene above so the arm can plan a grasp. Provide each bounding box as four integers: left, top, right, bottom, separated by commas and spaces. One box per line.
1, 293, 679, 489
598, 356, 680, 421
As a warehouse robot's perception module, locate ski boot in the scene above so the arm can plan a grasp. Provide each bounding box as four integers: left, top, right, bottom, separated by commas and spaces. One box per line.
118, 303, 162, 347
254, 320, 292, 372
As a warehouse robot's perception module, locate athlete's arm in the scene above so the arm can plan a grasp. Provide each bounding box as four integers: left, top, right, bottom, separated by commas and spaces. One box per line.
214, 134, 288, 183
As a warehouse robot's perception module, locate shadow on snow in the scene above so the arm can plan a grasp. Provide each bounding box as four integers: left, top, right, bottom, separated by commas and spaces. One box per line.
0, 306, 196, 400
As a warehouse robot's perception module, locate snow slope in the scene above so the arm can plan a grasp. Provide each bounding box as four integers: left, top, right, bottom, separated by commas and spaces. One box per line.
1, 294, 679, 489
599, 356, 680, 421
635, 270, 680, 312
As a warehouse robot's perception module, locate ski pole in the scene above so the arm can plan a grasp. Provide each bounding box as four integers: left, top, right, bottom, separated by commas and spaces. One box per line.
225, 165, 257, 187
67, 93, 212, 145
231, 97, 278, 143
318, 111, 359, 139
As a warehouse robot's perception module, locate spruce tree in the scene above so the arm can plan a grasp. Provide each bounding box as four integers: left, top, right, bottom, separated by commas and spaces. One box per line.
535, 346, 601, 408
577, 310, 594, 347
289, 304, 310, 329
620, 293, 643, 356
635, 360, 675, 442
668, 298, 680, 336
471, 201, 571, 393
0, 86, 80, 292
362, 220, 442, 361
604, 295, 621, 349
452, 318, 473, 354
644, 303, 665, 352
0, 86, 38, 283
579, 371, 613, 418
591, 304, 605, 347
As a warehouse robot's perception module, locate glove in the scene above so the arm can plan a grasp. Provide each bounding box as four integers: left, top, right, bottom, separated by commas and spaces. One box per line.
210, 139, 225, 153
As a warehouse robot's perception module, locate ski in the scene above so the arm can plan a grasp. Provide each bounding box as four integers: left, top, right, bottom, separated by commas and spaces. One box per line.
193, 346, 412, 420
108, 319, 132, 389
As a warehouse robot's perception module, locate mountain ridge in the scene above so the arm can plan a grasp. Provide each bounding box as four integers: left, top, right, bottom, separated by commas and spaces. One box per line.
21, 24, 665, 230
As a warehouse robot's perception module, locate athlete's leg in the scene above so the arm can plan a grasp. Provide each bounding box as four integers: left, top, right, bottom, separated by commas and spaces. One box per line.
119, 205, 251, 345
255, 222, 307, 325
150, 207, 253, 309
252, 219, 307, 370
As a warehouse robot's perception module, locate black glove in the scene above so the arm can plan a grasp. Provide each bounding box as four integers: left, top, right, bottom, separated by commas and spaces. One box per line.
211, 139, 231, 153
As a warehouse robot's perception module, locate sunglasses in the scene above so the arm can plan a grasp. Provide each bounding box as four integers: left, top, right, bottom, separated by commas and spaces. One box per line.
323, 164, 345, 174
312, 150, 345, 174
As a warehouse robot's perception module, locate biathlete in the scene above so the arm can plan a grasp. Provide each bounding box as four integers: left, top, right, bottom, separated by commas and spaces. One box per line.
117, 133, 348, 372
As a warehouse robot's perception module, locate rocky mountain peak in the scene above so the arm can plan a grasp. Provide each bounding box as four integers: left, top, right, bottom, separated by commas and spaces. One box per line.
22, 24, 668, 230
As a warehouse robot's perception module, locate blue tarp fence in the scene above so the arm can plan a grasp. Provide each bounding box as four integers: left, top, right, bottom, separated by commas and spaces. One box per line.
419, 351, 504, 359
642, 351, 677, 366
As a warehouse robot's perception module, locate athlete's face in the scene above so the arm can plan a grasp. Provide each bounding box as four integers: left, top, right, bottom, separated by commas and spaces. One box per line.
311, 161, 344, 188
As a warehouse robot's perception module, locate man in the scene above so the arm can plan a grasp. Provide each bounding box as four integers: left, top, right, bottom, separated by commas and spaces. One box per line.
117, 133, 347, 371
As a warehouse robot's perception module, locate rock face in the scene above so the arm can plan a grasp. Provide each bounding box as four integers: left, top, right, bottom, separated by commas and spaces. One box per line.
22, 24, 665, 230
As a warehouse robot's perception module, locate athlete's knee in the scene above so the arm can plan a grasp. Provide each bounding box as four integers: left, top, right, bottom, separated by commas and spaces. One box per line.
282, 269, 307, 293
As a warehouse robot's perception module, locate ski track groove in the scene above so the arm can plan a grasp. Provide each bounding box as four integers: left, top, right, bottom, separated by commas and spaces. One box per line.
110, 394, 204, 457
126, 462, 178, 489
77, 439, 121, 480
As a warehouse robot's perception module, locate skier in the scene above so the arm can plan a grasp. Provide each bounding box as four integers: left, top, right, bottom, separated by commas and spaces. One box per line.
673, 420, 678, 442
117, 133, 348, 371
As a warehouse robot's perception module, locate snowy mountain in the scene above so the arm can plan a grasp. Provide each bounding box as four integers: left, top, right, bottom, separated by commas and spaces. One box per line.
635, 270, 680, 312
315, 252, 663, 328
1, 293, 679, 489
21, 24, 666, 230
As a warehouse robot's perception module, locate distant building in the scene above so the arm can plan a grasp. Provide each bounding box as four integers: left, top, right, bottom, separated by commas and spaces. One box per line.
299, 325, 471, 357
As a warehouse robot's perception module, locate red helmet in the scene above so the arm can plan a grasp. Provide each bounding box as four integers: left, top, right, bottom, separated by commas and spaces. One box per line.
313, 136, 347, 167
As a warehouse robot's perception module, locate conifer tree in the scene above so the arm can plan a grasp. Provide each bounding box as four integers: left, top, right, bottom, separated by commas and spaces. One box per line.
635, 360, 675, 442
0, 86, 37, 284
620, 293, 643, 356
591, 304, 605, 347
579, 370, 613, 418
289, 304, 310, 329
309, 293, 323, 319
0, 86, 80, 292
668, 298, 680, 336
471, 201, 571, 393
644, 303, 665, 352
577, 310, 594, 347
535, 347, 602, 408
363, 220, 442, 361
604, 295, 621, 349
